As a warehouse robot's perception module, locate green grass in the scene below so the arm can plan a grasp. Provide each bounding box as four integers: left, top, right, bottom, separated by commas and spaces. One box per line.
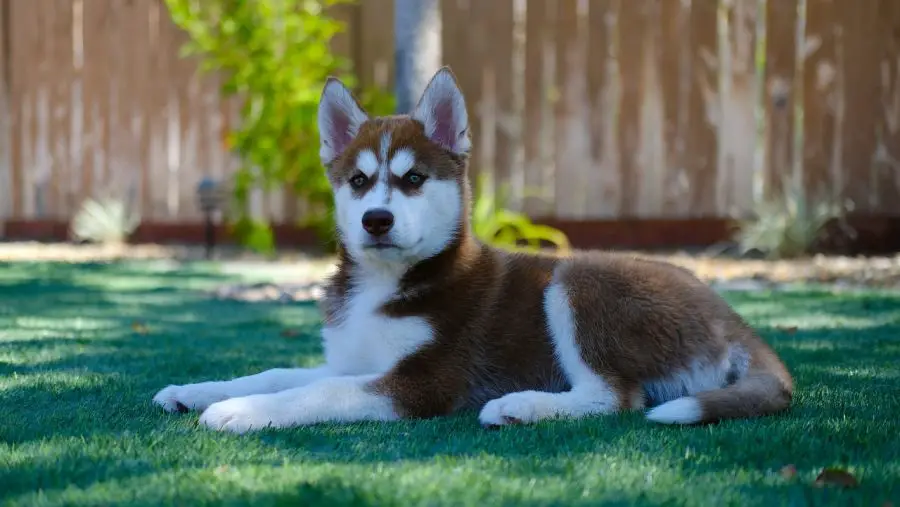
1, 260, 899, 506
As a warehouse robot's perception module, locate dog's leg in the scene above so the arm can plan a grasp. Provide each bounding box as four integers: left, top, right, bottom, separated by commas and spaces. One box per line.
479, 281, 624, 426
153, 366, 331, 413
198, 374, 398, 433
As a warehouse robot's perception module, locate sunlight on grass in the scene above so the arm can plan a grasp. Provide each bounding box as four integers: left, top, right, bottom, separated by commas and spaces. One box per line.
0, 262, 898, 506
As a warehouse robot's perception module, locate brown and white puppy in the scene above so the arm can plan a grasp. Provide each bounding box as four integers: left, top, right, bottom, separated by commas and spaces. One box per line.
152, 67, 793, 433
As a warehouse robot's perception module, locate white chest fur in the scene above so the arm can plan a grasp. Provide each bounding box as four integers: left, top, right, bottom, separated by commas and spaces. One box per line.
321, 272, 433, 376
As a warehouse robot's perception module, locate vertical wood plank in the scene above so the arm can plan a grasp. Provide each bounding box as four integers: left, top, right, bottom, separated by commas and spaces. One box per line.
463, 0, 486, 183
717, 0, 759, 216
801, 0, 838, 205
838, 2, 879, 211
106, 2, 132, 214
686, 0, 719, 217
50, 0, 74, 217
875, 0, 900, 213
34, 1, 53, 218
19, 2, 36, 218
553, 0, 589, 218
615, 0, 649, 217
148, 0, 170, 220
0, 0, 11, 225
521, 0, 552, 216
486, 0, 514, 204
357, 0, 394, 92
660, 0, 693, 216
584, 0, 619, 218
133, 0, 153, 220
69, 0, 84, 217
82, 0, 110, 205
763, 0, 798, 200
633, 0, 666, 218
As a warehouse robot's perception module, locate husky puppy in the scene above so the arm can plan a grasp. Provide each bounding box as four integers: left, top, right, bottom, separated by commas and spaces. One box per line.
153, 67, 793, 433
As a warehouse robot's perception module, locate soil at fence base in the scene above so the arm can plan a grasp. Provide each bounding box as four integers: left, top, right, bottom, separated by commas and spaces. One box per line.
4, 215, 900, 256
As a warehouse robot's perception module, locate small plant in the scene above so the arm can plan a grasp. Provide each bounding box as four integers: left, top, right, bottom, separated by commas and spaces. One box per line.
165, 0, 394, 254
733, 175, 852, 259
472, 174, 570, 254
70, 197, 141, 246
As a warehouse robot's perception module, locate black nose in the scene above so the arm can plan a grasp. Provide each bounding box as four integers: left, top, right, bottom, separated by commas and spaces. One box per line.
361, 209, 394, 236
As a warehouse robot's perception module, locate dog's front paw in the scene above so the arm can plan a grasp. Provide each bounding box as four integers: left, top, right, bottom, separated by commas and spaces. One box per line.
478, 391, 553, 427
152, 383, 230, 413
199, 396, 282, 434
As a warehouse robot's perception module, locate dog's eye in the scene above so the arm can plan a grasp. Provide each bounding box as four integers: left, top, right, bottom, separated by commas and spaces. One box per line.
349, 173, 368, 189
403, 171, 427, 187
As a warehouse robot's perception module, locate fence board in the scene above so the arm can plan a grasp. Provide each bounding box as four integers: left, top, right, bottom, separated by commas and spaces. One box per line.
521, 0, 553, 216
585, 0, 618, 218
686, 0, 719, 217
486, 0, 515, 204
0, 0, 9, 228
553, 0, 586, 217
660, 0, 692, 216
801, 0, 839, 205
717, 0, 759, 216
763, 0, 798, 199
616, 0, 650, 217
841, 2, 881, 212
876, 0, 900, 214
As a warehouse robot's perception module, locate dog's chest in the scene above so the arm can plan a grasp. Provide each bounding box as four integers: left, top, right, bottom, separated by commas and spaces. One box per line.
321, 277, 432, 375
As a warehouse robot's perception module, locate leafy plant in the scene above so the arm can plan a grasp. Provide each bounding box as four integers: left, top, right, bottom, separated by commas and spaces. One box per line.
471, 174, 570, 254
165, 0, 394, 254
733, 174, 853, 259
70, 198, 141, 246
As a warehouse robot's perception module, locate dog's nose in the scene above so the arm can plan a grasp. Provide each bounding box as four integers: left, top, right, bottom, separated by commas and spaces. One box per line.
361, 209, 394, 236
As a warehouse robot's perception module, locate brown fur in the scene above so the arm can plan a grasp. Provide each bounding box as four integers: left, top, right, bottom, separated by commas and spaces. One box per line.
322, 71, 793, 426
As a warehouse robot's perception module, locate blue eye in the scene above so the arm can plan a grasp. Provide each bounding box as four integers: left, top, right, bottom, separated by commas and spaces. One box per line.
350, 173, 368, 189
404, 171, 426, 186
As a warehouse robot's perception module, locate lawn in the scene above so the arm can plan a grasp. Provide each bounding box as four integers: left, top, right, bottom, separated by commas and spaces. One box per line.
1, 260, 898, 506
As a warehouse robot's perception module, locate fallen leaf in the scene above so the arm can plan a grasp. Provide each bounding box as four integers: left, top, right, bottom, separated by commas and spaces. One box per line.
131, 321, 149, 335
776, 325, 798, 335
814, 468, 858, 488
779, 464, 798, 480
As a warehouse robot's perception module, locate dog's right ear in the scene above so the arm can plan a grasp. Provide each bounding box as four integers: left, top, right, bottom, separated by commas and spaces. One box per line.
318, 77, 369, 165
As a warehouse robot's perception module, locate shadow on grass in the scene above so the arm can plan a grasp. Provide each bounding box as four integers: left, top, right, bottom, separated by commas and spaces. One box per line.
1, 263, 899, 505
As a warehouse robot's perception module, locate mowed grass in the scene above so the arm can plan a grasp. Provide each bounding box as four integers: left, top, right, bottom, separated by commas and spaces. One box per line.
1, 260, 898, 507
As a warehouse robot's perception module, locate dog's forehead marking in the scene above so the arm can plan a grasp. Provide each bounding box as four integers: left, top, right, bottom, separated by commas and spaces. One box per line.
379, 132, 391, 164
356, 150, 379, 177
389, 149, 416, 177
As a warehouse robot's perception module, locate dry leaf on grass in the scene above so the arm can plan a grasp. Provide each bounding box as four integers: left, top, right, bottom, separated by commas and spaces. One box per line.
813, 468, 859, 488
776, 325, 799, 335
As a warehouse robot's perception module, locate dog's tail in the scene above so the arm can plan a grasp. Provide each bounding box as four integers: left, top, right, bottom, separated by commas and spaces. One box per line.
645, 349, 793, 425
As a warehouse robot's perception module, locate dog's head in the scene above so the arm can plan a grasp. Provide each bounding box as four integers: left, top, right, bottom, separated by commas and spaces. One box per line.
317, 67, 471, 268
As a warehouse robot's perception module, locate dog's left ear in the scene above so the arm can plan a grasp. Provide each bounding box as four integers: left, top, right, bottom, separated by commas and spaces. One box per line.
412, 67, 471, 156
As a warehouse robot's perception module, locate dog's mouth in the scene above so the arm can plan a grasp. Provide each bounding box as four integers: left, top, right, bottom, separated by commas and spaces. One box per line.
361, 237, 422, 252
364, 243, 401, 250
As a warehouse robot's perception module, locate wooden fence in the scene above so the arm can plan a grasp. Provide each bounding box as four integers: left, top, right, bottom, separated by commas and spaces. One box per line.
0, 0, 899, 234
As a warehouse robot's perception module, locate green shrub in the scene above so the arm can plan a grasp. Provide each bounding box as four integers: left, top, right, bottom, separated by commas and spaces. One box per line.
733, 175, 853, 259
70, 197, 141, 246
165, 0, 394, 254
472, 174, 570, 254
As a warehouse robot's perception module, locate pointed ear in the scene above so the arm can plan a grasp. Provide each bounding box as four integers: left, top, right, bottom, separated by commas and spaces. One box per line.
318, 77, 369, 165
411, 67, 471, 155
